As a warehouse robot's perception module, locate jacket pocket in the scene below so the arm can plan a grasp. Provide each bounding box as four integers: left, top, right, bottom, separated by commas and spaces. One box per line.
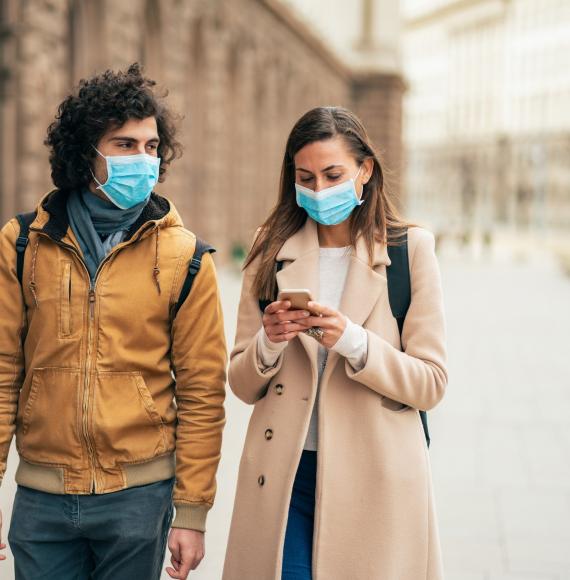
18, 368, 83, 467
91, 371, 168, 468
59, 261, 72, 337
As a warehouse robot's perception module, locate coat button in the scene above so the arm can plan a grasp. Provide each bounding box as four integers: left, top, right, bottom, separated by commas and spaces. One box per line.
265, 428, 273, 440
275, 383, 284, 395
258, 475, 265, 486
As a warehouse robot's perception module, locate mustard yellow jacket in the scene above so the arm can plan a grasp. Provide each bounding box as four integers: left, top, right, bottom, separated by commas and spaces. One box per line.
0, 190, 227, 531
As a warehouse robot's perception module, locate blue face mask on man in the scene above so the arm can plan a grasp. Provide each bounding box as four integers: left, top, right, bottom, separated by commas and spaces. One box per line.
91, 146, 160, 209
295, 166, 364, 226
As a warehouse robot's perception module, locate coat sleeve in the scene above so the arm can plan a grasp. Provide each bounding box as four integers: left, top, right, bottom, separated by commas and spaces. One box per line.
345, 228, 448, 411
0, 220, 26, 487
228, 258, 285, 405
170, 251, 227, 532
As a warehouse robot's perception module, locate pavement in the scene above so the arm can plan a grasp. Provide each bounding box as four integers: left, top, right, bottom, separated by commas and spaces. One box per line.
1, 241, 569, 580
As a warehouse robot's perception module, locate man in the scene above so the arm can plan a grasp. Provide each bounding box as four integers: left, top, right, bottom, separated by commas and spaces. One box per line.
0, 64, 227, 580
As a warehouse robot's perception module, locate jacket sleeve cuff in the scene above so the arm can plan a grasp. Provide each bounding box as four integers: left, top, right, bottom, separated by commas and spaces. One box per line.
331, 317, 368, 371
256, 327, 288, 369
171, 503, 211, 532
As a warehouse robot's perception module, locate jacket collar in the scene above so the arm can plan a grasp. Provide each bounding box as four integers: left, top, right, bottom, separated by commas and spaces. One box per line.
31, 189, 182, 244
275, 218, 391, 370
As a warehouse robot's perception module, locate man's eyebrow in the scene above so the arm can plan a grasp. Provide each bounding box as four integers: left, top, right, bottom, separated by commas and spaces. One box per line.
109, 136, 160, 142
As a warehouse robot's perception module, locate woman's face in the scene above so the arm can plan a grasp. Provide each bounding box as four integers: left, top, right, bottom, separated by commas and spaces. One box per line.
293, 136, 372, 197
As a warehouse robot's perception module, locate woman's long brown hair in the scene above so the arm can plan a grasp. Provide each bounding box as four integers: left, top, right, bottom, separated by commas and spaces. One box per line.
244, 106, 416, 301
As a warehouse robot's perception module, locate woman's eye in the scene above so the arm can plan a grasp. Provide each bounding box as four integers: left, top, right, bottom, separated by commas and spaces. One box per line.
327, 175, 342, 181
147, 144, 158, 150
300, 177, 314, 184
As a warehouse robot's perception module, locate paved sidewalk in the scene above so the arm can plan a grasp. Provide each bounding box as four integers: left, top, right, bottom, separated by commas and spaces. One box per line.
1, 250, 569, 579
430, 250, 570, 580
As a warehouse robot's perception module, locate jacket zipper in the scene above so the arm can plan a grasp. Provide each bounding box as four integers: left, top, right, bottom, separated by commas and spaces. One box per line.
83, 251, 126, 492
30, 225, 157, 493
84, 289, 97, 491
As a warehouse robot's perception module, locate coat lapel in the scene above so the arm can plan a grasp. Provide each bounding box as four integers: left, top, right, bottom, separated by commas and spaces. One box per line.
325, 234, 392, 373
338, 234, 391, 326
276, 220, 321, 365
274, 220, 392, 375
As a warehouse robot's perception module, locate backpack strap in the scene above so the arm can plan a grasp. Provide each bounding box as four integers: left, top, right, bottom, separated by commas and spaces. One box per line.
258, 261, 284, 313
15, 211, 37, 286
173, 238, 216, 317
386, 231, 411, 337
386, 229, 430, 447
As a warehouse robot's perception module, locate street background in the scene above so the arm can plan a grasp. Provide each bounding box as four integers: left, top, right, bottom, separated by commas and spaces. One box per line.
1, 0, 569, 578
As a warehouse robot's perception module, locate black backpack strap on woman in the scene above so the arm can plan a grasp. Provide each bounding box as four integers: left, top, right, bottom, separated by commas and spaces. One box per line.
386, 229, 431, 447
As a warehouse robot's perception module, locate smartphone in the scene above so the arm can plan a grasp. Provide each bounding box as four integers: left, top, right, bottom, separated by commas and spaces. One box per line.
277, 289, 313, 311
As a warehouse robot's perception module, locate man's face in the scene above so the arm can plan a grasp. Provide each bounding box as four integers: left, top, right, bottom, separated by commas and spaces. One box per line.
89, 116, 160, 197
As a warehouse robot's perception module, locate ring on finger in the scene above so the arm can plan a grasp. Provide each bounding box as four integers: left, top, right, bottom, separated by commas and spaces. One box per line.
305, 326, 325, 341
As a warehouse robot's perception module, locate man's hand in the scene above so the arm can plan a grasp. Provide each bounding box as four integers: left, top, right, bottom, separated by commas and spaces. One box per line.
0, 509, 6, 561
166, 528, 205, 579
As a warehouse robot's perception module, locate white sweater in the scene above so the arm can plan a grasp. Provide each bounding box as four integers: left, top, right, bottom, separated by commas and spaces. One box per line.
256, 246, 368, 451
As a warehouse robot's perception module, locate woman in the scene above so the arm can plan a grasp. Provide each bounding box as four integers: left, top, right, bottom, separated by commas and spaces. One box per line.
223, 106, 448, 580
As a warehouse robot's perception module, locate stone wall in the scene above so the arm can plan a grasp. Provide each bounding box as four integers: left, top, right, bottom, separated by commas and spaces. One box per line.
0, 0, 404, 259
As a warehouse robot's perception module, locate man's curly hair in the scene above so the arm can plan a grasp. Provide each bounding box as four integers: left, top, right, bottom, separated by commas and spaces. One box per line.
45, 63, 182, 191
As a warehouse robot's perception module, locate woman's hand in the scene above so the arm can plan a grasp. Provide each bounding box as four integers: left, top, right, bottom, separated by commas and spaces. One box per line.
304, 302, 347, 349
263, 300, 311, 343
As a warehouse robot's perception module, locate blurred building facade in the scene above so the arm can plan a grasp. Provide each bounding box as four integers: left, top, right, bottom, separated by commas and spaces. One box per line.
0, 0, 404, 259
402, 0, 570, 238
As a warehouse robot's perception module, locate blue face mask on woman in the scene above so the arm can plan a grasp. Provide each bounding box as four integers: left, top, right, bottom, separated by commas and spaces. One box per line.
295, 166, 364, 226
91, 146, 160, 209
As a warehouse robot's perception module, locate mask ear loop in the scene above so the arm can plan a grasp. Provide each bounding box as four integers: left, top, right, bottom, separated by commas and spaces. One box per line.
353, 164, 366, 205
353, 165, 363, 182
90, 145, 109, 189
89, 168, 105, 189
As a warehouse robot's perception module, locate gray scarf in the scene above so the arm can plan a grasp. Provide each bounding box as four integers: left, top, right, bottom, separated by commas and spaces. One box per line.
67, 189, 147, 282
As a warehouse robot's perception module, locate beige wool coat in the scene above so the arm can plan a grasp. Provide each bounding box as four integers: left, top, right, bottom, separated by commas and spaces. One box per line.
223, 219, 448, 580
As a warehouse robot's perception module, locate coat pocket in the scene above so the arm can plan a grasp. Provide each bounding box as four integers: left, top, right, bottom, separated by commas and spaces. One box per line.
91, 371, 168, 468
18, 368, 83, 467
380, 396, 411, 413
59, 261, 73, 337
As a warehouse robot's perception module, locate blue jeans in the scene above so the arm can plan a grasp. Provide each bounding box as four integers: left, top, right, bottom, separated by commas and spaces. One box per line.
282, 450, 317, 580
8, 478, 174, 580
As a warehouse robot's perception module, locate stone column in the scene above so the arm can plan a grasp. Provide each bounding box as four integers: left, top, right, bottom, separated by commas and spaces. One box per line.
154, 0, 190, 220
0, 0, 20, 222
17, 0, 69, 211
190, 17, 231, 256
354, 0, 401, 73
351, 0, 406, 207
351, 72, 406, 204
68, 0, 108, 86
